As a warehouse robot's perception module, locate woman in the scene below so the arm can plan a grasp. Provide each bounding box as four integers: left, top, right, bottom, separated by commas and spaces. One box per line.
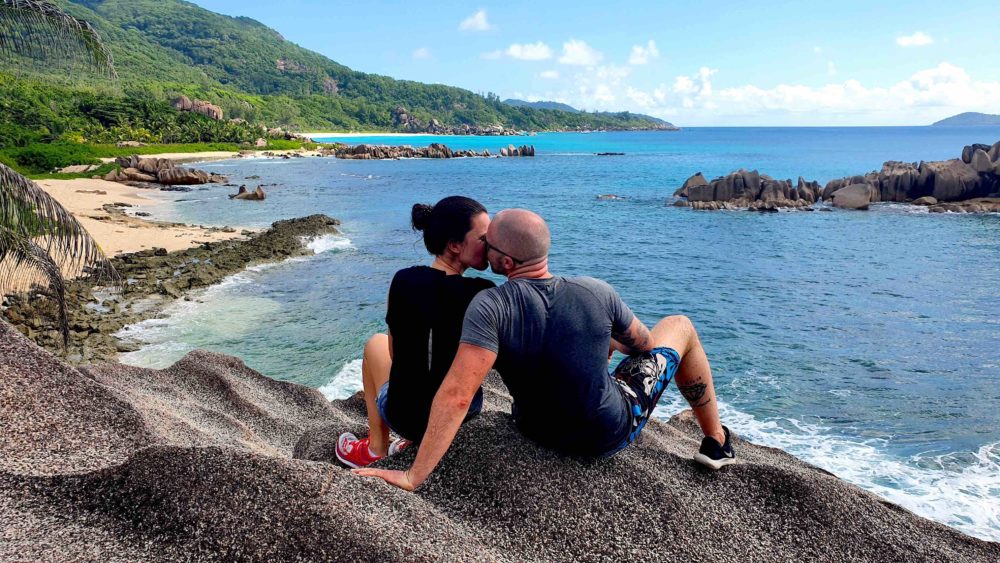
336, 196, 495, 468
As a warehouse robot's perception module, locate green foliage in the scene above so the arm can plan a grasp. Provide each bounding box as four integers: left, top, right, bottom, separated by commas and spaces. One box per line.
0, 0, 671, 172
4, 0, 669, 134
28, 161, 116, 180
3, 142, 101, 174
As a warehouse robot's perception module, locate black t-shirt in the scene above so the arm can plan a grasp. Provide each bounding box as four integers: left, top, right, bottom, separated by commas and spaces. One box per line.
384, 266, 495, 440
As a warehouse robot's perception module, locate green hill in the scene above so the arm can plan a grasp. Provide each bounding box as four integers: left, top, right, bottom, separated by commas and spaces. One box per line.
3, 0, 671, 141
504, 99, 582, 113
931, 112, 1000, 127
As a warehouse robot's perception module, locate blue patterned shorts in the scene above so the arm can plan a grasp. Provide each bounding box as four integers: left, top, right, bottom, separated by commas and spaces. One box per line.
603, 346, 680, 456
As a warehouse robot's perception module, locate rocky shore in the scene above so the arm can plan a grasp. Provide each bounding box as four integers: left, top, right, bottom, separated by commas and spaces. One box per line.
1, 214, 341, 365
327, 142, 535, 160
1, 323, 997, 561
672, 140, 1000, 212
104, 155, 229, 186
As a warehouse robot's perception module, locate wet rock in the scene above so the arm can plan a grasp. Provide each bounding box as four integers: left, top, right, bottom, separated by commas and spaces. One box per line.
830, 184, 877, 210
913, 196, 938, 206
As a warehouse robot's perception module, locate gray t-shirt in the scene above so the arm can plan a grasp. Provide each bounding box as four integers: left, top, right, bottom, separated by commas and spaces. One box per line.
461, 276, 636, 455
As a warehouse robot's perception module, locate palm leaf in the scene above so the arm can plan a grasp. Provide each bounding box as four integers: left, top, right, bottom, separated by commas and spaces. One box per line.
0, 226, 68, 344
0, 0, 116, 77
0, 162, 118, 292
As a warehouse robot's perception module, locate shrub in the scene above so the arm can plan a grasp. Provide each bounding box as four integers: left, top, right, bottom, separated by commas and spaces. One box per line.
1, 142, 101, 174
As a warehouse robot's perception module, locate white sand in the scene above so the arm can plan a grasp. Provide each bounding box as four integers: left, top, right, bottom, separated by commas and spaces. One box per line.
36, 178, 246, 256
301, 132, 433, 138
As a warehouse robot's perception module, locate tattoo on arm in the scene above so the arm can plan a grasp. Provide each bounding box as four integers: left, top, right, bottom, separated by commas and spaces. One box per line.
614, 319, 653, 354
677, 381, 712, 408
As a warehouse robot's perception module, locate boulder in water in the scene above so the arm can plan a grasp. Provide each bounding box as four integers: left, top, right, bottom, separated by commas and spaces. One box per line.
830, 183, 877, 210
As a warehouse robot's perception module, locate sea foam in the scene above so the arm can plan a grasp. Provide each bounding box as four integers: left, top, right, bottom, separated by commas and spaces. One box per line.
651, 390, 1000, 541
318, 359, 363, 400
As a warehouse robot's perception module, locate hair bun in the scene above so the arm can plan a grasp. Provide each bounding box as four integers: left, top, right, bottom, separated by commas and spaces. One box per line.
411, 203, 433, 231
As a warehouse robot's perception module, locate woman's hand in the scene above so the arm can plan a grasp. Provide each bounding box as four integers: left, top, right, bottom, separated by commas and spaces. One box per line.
352, 468, 419, 491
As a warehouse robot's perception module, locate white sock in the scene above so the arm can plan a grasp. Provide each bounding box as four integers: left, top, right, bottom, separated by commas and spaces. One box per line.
368, 446, 381, 458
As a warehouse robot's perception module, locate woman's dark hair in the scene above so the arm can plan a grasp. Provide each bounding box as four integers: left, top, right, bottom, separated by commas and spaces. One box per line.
411, 196, 487, 255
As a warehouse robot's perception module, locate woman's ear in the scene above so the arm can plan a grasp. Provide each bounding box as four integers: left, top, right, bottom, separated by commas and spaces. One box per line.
445, 239, 463, 257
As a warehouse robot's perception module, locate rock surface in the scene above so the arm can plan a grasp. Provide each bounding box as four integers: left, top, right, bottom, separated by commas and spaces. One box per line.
172, 95, 224, 120
830, 184, 878, 210
104, 155, 227, 187
331, 143, 531, 159
1, 323, 997, 561
676, 140, 1000, 212
230, 185, 267, 200
675, 170, 820, 210
821, 141, 1000, 205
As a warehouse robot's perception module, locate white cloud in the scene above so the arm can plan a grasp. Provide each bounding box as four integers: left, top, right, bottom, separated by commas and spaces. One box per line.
827, 61, 837, 76
558, 39, 603, 65
813, 46, 822, 54
506, 42, 553, 61
480, 50, 503, 60
539, 70, 560, 79
459, 9, 493, 31
524, 61, 1000, 125
412, 47, 431, 60
628, 40, 660, 65
896, 32, 933, 47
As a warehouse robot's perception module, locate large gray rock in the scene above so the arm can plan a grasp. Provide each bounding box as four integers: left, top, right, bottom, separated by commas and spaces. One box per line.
961, 143, 991, 163
878, 161, 921, 202
796, 177, 821, 203
830, 183, 877, 210
918, 159, 985, 201
2, 323, 999, 561
674, 172, 708, 198
989, 141, 1000, 163
157, 167, 212, 185
913, 196, 938, 206
823, 174, 877, 201
971, 149, 993, 173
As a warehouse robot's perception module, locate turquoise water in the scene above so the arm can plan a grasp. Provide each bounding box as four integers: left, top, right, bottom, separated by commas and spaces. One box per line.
119, 128, 1000, 540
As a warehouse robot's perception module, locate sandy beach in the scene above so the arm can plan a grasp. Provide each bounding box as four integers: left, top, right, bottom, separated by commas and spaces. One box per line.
37, 178, 245, 256
301, 131, 432, 138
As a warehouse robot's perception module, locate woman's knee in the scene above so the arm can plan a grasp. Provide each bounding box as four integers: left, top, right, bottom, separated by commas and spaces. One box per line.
364, 333, 388, 353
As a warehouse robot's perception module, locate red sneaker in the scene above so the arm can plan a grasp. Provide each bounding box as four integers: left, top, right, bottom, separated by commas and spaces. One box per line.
336, 433, 410, 468
336, 433, 382, 468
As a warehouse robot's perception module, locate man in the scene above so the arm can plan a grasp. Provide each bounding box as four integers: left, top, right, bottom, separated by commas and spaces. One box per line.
355, 209, 735, 490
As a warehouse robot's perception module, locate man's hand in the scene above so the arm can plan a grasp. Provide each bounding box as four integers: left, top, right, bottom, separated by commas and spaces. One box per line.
352, 468, 418, 491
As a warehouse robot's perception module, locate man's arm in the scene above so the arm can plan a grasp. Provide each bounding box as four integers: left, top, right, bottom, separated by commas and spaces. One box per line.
612, 317, 654, 355
353, 343, 497, 490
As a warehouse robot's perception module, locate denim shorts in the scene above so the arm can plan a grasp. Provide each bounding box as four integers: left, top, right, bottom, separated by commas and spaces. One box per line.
376, 381, 485, 439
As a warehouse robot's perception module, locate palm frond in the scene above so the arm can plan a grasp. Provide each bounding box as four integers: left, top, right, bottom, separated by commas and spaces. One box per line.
0, 226, 68, 344
0, 162, 118, 292
0, 0, 116, 77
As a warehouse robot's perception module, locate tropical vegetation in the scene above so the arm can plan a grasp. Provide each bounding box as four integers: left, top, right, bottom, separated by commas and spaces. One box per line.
1, 0, 118, 343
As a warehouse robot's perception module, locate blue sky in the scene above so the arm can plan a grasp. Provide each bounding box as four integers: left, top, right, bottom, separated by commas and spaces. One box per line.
192, 0, 1000, 126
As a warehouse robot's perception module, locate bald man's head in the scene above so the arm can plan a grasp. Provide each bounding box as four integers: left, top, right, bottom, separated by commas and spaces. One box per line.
491, 209, 551, 262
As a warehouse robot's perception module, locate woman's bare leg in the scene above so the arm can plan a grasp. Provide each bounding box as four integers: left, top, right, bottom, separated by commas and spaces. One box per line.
362, 333, 392, 456
649, 315, 725, 445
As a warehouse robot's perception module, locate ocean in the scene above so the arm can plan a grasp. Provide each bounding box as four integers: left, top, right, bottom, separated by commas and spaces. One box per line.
117, 127, 1000, 541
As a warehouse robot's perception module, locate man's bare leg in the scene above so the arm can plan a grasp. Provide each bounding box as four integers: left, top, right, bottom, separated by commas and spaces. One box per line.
362, 333, 392, 456
649, 315, 725, 445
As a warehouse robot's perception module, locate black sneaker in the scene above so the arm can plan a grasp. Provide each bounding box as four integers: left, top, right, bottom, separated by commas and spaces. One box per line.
693, 425, 736, 470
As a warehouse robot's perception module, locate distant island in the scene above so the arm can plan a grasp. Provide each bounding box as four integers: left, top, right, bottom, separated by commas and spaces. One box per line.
504, 99, 678, 130
931, 112, 1000, 127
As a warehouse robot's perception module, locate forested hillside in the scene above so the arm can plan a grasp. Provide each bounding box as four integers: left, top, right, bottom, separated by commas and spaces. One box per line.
3, 0, 672, 144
